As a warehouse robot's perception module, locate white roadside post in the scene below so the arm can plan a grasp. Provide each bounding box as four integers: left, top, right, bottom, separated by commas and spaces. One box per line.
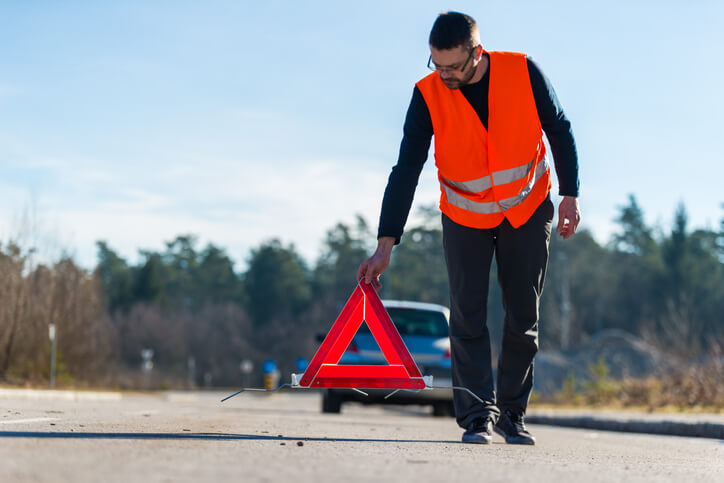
187, 357, 196, 389
240, 359, 253, 388
141, 348, 154, 389
48, 324, 57, 389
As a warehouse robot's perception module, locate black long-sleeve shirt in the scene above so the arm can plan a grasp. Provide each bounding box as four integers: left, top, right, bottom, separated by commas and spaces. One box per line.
378, 55, 579, 243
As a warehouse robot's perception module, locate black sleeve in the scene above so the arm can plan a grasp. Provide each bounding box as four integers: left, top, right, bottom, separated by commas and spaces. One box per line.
527, 57, 580, 197
376, 86, 433, 244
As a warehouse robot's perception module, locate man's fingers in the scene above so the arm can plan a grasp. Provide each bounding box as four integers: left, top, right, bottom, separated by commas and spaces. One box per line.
557, 217, 566, 234
558, 213, 570, 234
567, 213, 580, 236
363, 263, 384, 288
357, 262, 367, 283
558, 197, 581, 239
559, 214, 579, 239
372, 273, 382, 290
364, 263, 378, 285
360, 251, 390, 286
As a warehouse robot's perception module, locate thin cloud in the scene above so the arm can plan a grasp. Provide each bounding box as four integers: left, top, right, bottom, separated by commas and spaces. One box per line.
0, 83, 24, 99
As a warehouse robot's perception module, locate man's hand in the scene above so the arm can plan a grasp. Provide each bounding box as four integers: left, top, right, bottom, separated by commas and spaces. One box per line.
557, 196, 580, 240
357, 237, 395, 290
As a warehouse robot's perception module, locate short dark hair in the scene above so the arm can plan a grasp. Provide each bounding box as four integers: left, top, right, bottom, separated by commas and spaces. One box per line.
428, 11, 479, 51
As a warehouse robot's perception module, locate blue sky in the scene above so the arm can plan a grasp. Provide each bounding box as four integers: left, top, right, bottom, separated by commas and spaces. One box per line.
1, 1, 722, 269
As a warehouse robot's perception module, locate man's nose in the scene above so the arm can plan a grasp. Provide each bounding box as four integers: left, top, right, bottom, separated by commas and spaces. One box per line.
440, 69, 453, 79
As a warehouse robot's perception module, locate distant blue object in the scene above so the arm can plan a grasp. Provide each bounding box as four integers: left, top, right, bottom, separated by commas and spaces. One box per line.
296, 358, 308, 372
262, 359, 277, 374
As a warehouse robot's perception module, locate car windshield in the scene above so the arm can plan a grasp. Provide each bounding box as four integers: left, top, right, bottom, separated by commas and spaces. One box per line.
358, 308, 448, 337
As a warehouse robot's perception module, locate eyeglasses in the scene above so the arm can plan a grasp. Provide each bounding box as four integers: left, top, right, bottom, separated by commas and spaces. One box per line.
427, 46, 477, 73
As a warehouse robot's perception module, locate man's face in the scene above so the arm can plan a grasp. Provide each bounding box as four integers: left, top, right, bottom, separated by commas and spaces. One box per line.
429, 45, 478, 89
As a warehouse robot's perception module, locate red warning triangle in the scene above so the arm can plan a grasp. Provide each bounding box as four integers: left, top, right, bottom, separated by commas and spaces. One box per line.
299, 280, 426, 389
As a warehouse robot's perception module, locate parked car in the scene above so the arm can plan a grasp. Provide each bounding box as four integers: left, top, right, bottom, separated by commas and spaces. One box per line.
320, 299, 454, 416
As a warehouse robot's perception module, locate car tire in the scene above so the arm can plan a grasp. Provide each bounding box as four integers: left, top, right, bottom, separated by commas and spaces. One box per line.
432, 401, 455, 417
321, 389, 342, 414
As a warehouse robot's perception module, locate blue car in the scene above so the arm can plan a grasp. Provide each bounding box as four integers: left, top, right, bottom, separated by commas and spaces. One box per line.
321, 299, 454, 416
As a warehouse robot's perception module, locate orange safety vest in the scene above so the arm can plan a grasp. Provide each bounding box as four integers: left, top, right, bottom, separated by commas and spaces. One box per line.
416, 51, 551, 229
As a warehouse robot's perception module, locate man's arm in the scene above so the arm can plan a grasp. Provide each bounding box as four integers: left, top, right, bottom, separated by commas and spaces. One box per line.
359, 87, 433, 287
377, 86, 434, 243
527, 57, 581, 238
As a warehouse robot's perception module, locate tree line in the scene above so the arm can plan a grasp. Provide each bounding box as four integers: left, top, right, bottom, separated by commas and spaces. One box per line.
0, 195, 722, 388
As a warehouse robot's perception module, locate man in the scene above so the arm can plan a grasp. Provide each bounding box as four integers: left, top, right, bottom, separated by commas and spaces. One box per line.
357, 12, 580, 445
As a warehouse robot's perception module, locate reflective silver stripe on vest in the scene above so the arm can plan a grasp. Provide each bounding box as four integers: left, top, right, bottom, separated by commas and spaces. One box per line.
444, 174, 492, 193
441, 183, 503, 214
441, 157, 536, 195
492, 160, 534, 186
441, 156, 549, 215
498, 157, 550, 211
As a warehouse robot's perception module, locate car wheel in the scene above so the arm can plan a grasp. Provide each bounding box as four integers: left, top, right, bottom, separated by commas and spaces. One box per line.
432, 401, 454, 417
321, 389, 342, 414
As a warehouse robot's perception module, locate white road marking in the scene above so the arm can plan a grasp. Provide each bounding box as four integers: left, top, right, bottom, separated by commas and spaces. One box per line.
0, 389, 121, 401
0, 417, 60, 425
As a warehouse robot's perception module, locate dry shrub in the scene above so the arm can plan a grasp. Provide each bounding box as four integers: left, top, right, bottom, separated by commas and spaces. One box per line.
546, 352, 724, 412
0, 244, 114, 386
620, 360, 724, 410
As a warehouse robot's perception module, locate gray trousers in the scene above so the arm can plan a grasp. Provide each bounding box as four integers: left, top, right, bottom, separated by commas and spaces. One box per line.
442, 196, 554, 429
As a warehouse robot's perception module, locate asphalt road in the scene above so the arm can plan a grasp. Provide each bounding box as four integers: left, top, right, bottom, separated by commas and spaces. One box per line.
1, 390, 721, 482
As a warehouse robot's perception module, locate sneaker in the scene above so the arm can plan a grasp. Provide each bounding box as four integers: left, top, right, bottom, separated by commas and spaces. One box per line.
494, 409, 536, 445
462, 417, 494, 444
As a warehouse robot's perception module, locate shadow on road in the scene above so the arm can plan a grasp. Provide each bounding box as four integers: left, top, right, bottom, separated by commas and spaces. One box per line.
0, 431, 455, 444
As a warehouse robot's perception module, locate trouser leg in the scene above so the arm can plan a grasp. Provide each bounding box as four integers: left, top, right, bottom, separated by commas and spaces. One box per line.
494, 197, 554, 414
442, 214, 499, 429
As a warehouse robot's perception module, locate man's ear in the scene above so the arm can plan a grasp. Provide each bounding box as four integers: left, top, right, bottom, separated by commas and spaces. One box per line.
474, 44, 484, 60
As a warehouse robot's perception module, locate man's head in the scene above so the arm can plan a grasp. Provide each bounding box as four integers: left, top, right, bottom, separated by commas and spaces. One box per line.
428, 12, 484, 90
